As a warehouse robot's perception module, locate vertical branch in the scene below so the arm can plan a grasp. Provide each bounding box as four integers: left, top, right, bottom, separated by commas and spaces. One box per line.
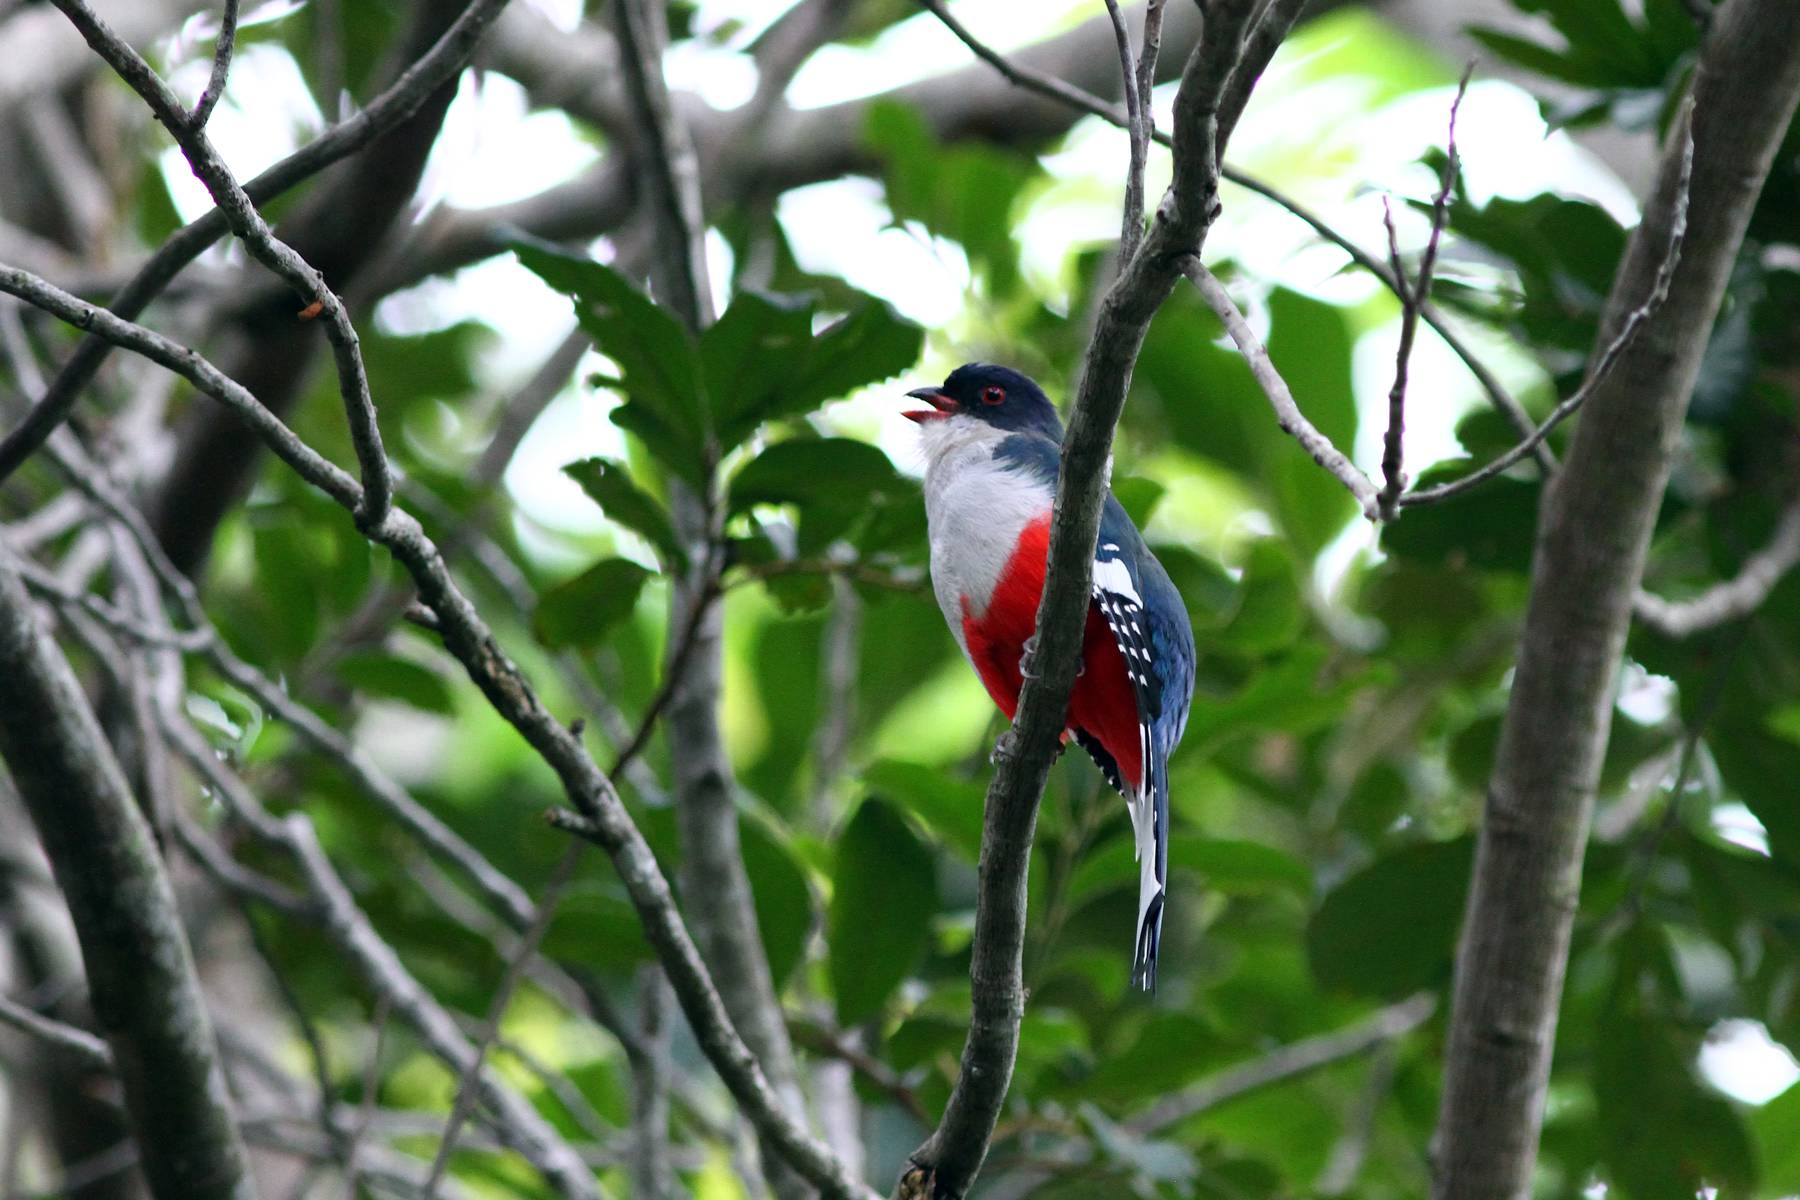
1102, 0, 1147, 259
898, 4, 1266, 1197
1431, 4, 1800, 1195
1376, 68, 1467, 521
629, 967, 676, 1200
187, 0, 240, 131
0, 545, 254, 1200
609, 2, 813, 1198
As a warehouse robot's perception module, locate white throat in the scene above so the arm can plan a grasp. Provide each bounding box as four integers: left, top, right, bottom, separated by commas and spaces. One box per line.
916, 415, 1054, 646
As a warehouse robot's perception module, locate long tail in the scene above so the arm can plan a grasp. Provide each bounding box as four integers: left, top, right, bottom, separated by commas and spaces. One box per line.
1129, 751, 1169, 992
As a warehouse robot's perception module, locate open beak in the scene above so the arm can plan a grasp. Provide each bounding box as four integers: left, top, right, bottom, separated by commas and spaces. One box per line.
903, 386, 956, 424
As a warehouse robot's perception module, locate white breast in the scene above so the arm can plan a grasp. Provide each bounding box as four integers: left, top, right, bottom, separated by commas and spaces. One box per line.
917, 416, 1053, 655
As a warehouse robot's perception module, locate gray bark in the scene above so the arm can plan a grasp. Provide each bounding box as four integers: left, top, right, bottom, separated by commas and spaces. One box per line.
612, 1, 816, 1195
0, 545, 255, 1200
1431, 2, 1800, 1195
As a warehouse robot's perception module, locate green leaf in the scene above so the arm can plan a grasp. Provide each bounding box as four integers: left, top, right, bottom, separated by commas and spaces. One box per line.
1469, 28, 1617, 87
563, 457, 686, 570
1214, 541, 1304, 651
1752, 1079, 1800, 1195
1308, 837, 1472, 998
512, 240, 708, 483
702, 291, 814, 448
1113, 476, 1167, 529
864, 759, 987, 861
1383, 467, 1542, 573
728, 438, 905, 514
829, 798, 937, 1024
1596, 1005, 1758, 1198
336, 652, 457, 716
740, 816, 814, 990
533, 558, 652, 649
864, 99, 1033, 294
1185, 838, 1314, 896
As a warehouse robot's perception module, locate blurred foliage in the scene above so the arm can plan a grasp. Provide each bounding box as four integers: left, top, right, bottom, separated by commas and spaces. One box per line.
23, 0, 1797, 1197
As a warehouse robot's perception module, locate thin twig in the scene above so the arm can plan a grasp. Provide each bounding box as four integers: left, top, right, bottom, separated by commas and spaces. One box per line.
188, 0, 241, 130
1102, 0, 1147, 259
1634, 485, 1800, 636
50, 0, 395, 526
0, 0, 510, 485
1184, 261, 1380, 519
423, 848, 578, 1195
1375, 66, 1469, 520
911, 0, 1547, 469
1128, 993, 1436, 1134
1402, 105, 1695, 509
158, 713, 602, 1198
0, 993, 113, 1068
1134, 0, 1166, 141
343, 997, 394, 1200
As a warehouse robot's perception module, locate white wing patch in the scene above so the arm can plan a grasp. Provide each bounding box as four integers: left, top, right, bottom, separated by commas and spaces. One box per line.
1092, 546, 1167, 989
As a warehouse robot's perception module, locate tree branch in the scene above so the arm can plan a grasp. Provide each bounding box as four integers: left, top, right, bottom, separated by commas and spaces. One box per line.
154, 712, 603, 1199
185, 0, 238, 131
609, 4, 818, 1197
1431, 5, 1800, 1194
1128, 993, 1435, 1135
909, 0, 1548, 475
3, 241, 878, 1200
1184, 261, 1379, 518
898, 5, 1265, 1197
1376, 67, 1467, 520
50, 0, 395, 524
0, 992, 114, 1069
1401, 117, 1693, 511
0, 0, 508, 486
0, 542, 254, 1200
1633, 488, 1800, 636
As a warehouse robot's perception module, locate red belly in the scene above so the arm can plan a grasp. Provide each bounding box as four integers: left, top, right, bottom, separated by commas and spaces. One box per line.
959, 513, 1145, 793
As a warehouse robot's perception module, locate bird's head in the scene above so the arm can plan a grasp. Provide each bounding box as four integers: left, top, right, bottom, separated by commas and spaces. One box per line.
903, 363, 1064, 441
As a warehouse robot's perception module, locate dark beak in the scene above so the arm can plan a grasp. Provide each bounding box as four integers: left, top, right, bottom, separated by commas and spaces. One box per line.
903, 386, 956, 424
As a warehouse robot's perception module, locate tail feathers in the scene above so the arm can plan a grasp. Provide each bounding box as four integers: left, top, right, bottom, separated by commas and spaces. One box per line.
1128, 753, 1169, 992
1132, 888, 1165, 992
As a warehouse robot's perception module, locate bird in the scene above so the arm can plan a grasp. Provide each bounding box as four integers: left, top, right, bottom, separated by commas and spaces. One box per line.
903, 363, 1196, 990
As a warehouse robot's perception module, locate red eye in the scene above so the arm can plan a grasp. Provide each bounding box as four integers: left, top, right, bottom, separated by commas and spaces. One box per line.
981, 386, 1005, 405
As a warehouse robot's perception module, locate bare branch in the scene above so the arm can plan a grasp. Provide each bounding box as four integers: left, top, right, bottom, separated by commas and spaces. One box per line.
1376, 66, 1468, 521
158, 715, 603, 1198
1128, 993, 1435, 1135
1101, 0, 1147, 258
1184, 261, 1380, 519
0, 542, 254, 1200
1402, 113, 1693, 511
907, 0, 1546, 473
0, 993, 114, 1069
49, 0, 395, 525
186, 0, 238, 130
425, 845, 583, 1195
7, 212, 876, 1200
0, 0, 509, 485
630, 968, 676, 1200
1432, 19, 1800, 1194
1215, 0, 1307, 152
899, 6, 1266, 1197
1635, 487, 1800, 636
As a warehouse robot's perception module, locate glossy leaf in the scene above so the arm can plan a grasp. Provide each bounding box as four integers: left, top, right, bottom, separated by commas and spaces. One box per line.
1308, 837, 1473, 998
829, 797, 937, 1024
533, 558, 652, 649
563, 457, 687, 570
